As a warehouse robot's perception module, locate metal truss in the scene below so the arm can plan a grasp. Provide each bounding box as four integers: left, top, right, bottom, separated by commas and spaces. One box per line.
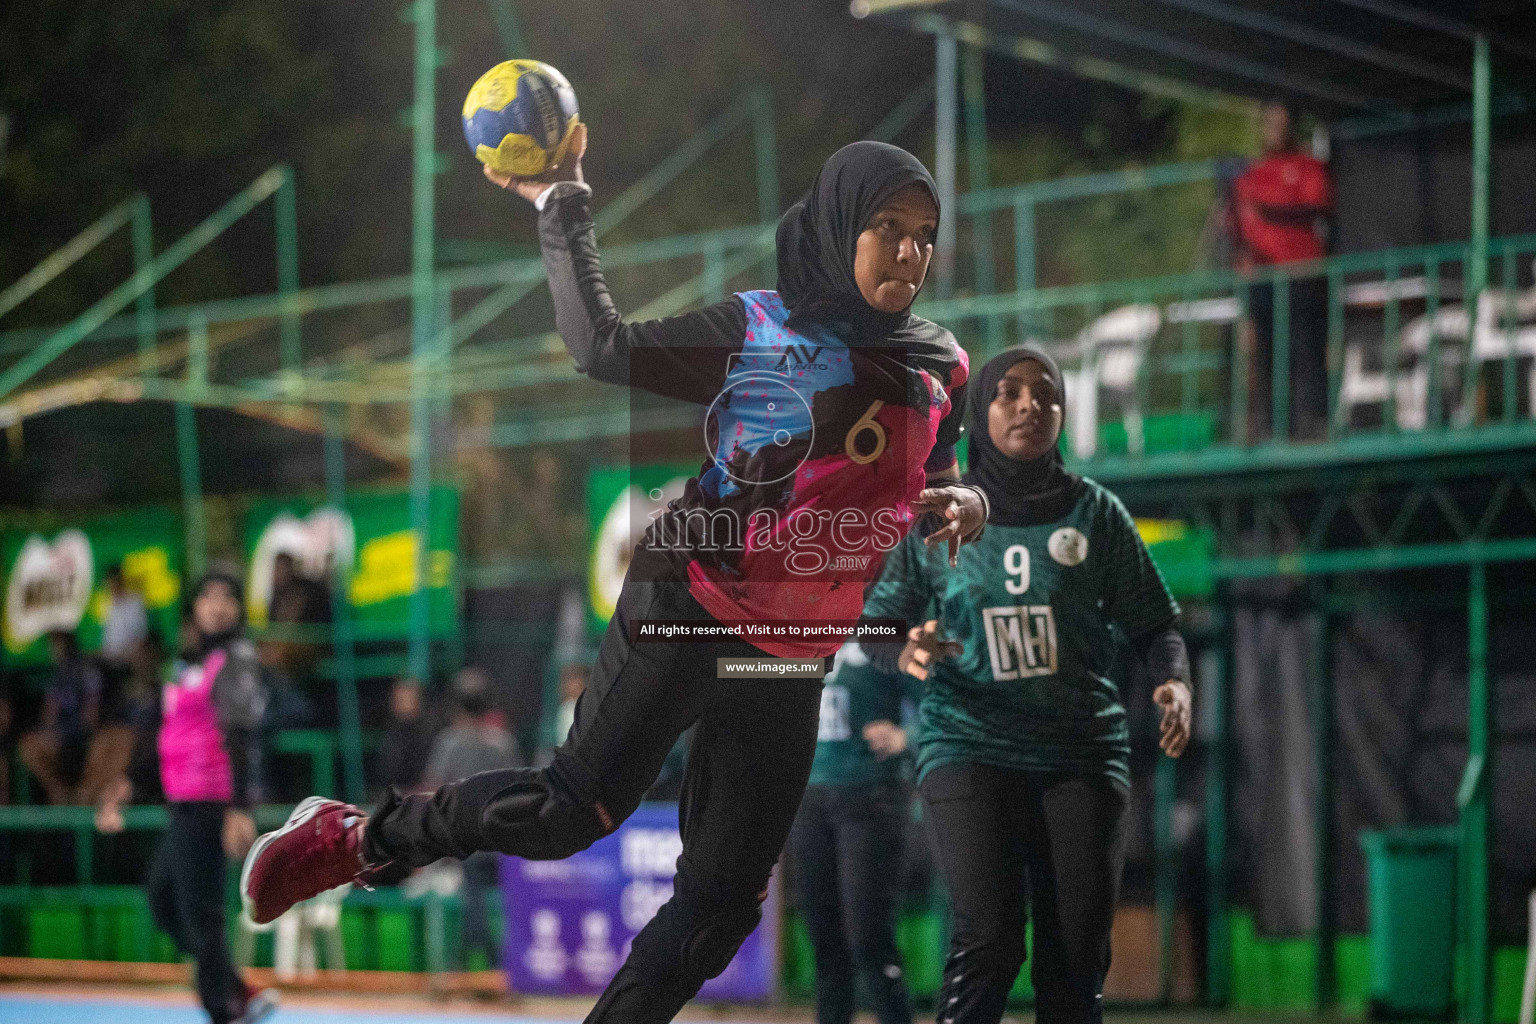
1111, 444, 1536, 578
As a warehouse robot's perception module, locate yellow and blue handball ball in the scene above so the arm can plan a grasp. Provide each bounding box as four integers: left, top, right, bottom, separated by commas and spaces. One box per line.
462, 60, 580, 177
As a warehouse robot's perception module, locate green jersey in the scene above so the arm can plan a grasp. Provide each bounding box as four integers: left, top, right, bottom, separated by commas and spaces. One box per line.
862, 478, 1178, 788
809, 640, 920, 787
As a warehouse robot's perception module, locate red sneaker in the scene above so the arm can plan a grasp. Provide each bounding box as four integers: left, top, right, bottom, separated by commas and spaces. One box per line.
240, 796, 386, 925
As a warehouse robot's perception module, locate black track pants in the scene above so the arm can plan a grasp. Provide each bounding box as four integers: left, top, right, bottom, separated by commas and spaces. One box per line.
789, 781, 914, 1024
146, 802, 246, 1024
366, 571, 825, 1024
919, 763, 1128, 1024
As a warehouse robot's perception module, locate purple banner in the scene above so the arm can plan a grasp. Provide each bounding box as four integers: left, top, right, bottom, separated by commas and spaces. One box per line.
501, 802, 779, 1000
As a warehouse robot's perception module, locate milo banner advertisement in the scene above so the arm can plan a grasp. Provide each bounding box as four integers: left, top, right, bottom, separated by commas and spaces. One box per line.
1, 508, 183, 667
502, 801, 779, 1000
586, 462, 697, 635
244, 486, 460, 640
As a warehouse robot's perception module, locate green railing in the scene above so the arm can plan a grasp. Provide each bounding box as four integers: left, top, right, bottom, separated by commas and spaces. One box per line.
917, 232, 1536, 471
0, 804, 296, 887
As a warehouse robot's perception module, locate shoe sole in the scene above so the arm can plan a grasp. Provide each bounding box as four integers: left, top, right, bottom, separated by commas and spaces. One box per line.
240, 795, 336, 925
239, 990, 281, 1024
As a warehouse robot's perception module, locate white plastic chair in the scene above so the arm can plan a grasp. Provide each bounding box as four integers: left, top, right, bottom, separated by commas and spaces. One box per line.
1336, 305, 1467, 432
1461, 273, 1536, 422
239, 883, 351, 980
1061, 304, 1161, 459
1335, 342, 1427, 430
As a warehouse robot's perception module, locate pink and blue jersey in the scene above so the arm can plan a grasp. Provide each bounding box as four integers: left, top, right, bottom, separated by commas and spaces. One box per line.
159, 650, 232, 803
537, 185, 970, 657
676, 291, 969, 656
157, 641, 266, 806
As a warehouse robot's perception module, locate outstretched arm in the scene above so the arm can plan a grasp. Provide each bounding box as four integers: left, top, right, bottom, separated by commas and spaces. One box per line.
1101, 494, 1192, 758
1133, 626, 1192, 758
486, 126, 745, 404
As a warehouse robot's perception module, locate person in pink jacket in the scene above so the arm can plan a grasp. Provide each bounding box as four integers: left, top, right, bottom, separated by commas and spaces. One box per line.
100, 570, 277, 1024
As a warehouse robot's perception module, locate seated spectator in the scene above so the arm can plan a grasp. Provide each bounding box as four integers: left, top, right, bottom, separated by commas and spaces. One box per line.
378, 677, 438, 795
116, 630, 169, 805
262, 552, 332, 680
74, 629, 168, 809
424, 668, 519, 786
19, 630, 105, 804
267, 552, 332, 629
0, 677, 13, 804
99, 563, 149, 674
424, 668, 518, 971
1229, 100, 1333, 441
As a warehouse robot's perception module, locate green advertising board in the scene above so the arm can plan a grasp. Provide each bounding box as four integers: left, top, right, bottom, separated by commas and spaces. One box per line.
243, 485, 461, 641
1135, 517, 1215, 599
1, 507, 184, 667
586, 462, 699, 634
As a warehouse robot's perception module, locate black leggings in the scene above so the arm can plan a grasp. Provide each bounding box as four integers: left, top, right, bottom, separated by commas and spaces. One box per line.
919, 763, 1128, 1024
366, 570, 825, 1024
146, 802, 246, 1024
789, 782, 913, 1024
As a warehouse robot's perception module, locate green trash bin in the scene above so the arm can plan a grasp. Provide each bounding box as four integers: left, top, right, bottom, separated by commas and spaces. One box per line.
1359, 826, 1458, 1020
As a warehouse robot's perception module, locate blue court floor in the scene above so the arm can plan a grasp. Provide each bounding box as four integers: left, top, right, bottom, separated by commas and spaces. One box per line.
0, 994, 575, 1024
0, 990, 1338, 1023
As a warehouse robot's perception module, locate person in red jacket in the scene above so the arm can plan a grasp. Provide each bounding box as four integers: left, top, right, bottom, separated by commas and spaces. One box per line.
1230, 101, 1333, 441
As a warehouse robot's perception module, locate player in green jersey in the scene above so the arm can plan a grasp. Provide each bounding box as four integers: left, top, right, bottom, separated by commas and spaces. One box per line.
788, 640, 923, 1024
862, 344, 1193, 1024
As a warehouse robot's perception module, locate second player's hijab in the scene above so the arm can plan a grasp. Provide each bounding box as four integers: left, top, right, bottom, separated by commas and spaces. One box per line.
965, 344, 1083, 527
776, 141, 939, 342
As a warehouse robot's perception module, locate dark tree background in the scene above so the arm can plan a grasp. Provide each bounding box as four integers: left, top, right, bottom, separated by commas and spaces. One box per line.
0, 0, 1252, 329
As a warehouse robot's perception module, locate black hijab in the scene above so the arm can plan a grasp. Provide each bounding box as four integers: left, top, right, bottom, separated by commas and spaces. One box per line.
776, 141, 938, 342
965, 344, 1084, 527
187, 569, 245, 660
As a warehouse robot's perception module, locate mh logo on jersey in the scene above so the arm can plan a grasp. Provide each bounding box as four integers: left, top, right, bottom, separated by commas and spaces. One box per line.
982, 605, 1058, 681
773, 344, 829, 372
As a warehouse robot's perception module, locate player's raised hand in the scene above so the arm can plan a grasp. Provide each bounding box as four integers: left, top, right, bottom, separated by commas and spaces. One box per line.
913, 485, 986, 567
898, 619, 962, 681
484, 121, 588, 204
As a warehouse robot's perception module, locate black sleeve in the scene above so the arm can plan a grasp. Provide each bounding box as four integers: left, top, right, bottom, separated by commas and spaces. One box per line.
924, 380, 967, 472
211, 648, 269, 809
538, 190, 747, 405
860, 533, 932, 676
1253, 201, 1330, 226
1133, 625, 1191, 689
865, 636, 903, 676
1101, 494, 1180, 640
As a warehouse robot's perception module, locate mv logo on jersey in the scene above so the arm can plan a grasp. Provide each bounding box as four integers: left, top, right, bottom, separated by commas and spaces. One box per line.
773, 344, 829, 373
982, 604, 1058, 681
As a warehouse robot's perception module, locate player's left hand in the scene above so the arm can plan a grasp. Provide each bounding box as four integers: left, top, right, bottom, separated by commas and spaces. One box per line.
1153, 680, 1192, 758
862, 720, 908, 760
913, 486, 987, 567
223, 809, 258, 859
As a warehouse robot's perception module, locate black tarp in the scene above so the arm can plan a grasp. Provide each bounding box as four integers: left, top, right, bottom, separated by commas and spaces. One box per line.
1332, 117, 1536, 254
1231, 566, 1536, 942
